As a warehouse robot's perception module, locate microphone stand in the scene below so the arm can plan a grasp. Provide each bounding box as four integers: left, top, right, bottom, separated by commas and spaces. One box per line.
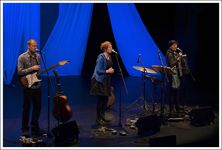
178, 49, 196, 113
157, 50, 168, 122
113, 52, 128, 128
38, 50, 54, 137
158, 50, 169, 83
183, 56, 196, 82
137, 54, 148, 113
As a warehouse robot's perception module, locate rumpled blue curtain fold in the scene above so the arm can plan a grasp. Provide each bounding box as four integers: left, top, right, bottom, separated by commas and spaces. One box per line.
3, 3, 163, 84
3, 3, 40, 84
42, 3, 93, 76
107, 3, 166, 76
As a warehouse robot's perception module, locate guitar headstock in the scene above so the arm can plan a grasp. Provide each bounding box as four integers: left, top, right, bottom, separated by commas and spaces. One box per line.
58, 60, 70, 66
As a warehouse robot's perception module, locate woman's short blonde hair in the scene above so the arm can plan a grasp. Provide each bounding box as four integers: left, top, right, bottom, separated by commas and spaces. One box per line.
100, 41, 112, 52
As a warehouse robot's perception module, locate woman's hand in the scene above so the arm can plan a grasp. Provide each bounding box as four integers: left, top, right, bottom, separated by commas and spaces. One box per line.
106, 67, 114, 74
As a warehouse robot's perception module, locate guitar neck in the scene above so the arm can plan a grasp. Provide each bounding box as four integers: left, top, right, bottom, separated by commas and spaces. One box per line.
38, 64, 59, 75
53, 70, 63, 94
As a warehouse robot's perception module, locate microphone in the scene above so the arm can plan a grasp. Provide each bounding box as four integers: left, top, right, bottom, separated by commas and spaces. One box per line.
35, 49, 41, 52
177, 47, 182, 52
35, 49, 45, 54
112, 49, 118, 55
176, 48, 187, 57
137, 54, 141, 63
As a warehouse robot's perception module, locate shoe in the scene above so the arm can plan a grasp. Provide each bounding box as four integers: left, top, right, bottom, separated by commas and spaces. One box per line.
31, 127, 46, 137
22, 129, 30, 138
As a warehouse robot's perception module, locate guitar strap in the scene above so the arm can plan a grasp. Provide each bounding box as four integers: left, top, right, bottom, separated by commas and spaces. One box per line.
34, 54, 40, 65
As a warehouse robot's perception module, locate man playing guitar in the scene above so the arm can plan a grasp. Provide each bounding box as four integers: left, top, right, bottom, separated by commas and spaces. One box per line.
17, 39, 44, 137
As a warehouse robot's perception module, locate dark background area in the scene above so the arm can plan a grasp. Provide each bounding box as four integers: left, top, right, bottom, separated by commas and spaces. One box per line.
40, 3, 219, 108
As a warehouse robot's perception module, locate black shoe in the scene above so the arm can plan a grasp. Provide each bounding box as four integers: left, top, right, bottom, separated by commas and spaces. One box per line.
22, 130, 30, 138
31, 127, 46, 137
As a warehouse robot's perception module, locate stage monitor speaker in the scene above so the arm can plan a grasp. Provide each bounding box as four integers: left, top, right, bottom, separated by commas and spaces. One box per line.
135, 114, 161, 136
189, 106, 215, 127
149, 135, 176, 146
52, 120, 79, 146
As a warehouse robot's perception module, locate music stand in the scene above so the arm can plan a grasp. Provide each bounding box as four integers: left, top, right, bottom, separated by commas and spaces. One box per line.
145, 75, 162, 113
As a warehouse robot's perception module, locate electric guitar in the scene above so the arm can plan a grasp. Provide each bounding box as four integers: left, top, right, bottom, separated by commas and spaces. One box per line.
19, 60, 69, 88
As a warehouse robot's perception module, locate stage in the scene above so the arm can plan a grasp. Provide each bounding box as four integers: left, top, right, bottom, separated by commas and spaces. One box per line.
3, 76, 219, 147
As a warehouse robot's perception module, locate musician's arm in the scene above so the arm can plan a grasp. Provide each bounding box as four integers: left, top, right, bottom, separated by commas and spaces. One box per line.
17, 55, 34, 76
96, 55, 106, 75
167, 53, 178, 67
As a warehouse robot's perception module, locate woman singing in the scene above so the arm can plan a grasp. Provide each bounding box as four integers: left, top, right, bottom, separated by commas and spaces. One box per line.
90, 41, 114, 125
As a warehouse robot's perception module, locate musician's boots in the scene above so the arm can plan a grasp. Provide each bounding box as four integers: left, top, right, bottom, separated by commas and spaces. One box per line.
22, 129, 30, 138
31, 125, 46, 137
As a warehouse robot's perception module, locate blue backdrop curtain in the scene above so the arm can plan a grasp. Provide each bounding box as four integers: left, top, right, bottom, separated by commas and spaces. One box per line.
3, 3, 164, 84
107, 3, 166, 76
42, 3, 93, 76
23, 4, 40, 50
3, 3, 40, 85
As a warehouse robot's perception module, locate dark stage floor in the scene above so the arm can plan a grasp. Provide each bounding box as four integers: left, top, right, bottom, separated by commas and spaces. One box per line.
3, 76, 219, 147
